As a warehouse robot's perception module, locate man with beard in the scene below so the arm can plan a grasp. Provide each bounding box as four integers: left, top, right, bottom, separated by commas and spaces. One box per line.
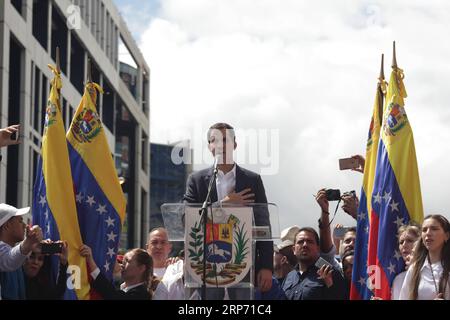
282, 228, 346, 300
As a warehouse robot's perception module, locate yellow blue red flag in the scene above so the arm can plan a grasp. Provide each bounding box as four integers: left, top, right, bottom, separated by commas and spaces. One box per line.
350, 70, 386, 300
32, 65, 90, 300
66, 82, 126, 294
368, 64, 424, 300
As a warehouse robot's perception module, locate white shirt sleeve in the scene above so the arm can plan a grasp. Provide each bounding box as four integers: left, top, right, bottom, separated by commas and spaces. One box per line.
152, 281, 169, 300
398, 266, 413, 300
0, 241, 28, 272
90, 267, 101, 280
391, 271, 407, 300
162, 260, 185, 300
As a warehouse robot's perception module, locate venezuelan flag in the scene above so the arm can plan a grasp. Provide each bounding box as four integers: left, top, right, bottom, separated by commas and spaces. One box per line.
32, 65, 90, 300
370, 63, 424, 299
66, 82, 126, 291
350, 68, 385, 300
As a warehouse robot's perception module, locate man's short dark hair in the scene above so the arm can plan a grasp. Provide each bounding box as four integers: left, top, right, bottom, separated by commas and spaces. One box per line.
295, 227, 320, 246
279, 246, 298, 267
207, 123, 235, 143
345, 227, 357, 237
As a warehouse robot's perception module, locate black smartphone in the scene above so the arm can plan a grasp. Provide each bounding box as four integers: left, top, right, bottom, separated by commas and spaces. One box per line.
10, 130, 19, 142
315, 257, 333, 270
40, 242, 63, 255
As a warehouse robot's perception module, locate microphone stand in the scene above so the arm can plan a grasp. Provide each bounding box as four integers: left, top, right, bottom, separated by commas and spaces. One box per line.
199, 158, 219, 300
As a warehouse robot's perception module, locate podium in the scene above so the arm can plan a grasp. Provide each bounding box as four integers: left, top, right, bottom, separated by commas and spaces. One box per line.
161, 203, 279, 300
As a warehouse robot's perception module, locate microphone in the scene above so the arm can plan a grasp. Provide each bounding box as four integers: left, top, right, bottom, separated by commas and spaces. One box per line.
213, 154, 222, 171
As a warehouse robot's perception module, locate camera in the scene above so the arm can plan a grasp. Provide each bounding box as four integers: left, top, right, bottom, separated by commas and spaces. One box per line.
40, 242, 63, 255
325, 189, 341, 201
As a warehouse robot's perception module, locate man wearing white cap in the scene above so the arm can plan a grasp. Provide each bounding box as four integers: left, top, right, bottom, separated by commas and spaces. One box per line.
0, 203, 43, 299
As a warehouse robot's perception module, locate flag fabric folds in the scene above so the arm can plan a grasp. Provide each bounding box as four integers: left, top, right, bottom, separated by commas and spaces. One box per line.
369, 65, 423, 299
352, 62, 424, 300
66, 82, 126, 287
350, 74, 385, 300
32, 65, 90, 300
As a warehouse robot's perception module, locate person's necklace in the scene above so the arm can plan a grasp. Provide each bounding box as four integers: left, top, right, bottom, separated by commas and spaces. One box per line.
428, 254, 439, 295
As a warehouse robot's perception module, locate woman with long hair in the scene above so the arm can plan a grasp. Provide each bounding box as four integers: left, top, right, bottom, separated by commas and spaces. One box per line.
399, 214, 450, 300
80, 245, 154, 300
23, 241, 68, 299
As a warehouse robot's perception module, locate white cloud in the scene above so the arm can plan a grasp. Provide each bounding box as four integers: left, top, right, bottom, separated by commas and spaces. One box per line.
136, 0, 450, 232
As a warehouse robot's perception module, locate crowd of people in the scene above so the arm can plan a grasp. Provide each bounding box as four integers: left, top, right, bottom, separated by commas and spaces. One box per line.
1, 122, 449, 300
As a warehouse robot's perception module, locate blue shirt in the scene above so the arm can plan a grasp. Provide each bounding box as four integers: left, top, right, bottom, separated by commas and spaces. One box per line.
282, 263, 347, 300
255, 277, 287, 300
0, 268, 26, 300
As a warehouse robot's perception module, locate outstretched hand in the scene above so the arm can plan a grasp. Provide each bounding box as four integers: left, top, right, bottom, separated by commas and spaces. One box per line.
315, 189, 329, 214
21, 225, 43, 254
341, 195, 359, 220
350, 155, 365, 174
0, 125, 21, 147
56, 241, 69, 266
79, 244, 97, 270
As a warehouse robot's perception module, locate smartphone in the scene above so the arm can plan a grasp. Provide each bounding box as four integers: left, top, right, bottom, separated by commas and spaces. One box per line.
315, 256, 333, 270
339, 157, 359, 170
40, 242, 63, 255
11, 129, 19, 142
333, 226, 350, 239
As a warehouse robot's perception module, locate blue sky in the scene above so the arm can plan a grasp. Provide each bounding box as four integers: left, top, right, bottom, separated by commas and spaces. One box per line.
112, 0, 450, 232
113, 0, 160, 41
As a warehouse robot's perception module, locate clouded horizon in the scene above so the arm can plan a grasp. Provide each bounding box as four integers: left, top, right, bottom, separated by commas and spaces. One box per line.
114, 0, 450, 234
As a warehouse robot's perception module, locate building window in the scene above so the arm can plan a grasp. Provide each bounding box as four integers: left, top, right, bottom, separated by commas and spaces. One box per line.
141, 188, 148, 244
11, 0, 24, 17
102, 80, 115, 132
32, 0, 49, 50
142, 72, 149, 115
70, 33, 85, 94
141, 131, 148, 173
6, 37, 23, 206
118, 36, 139, 101
51, 5, 68, 74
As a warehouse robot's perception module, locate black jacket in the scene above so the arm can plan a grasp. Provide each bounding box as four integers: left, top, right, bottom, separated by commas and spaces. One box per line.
92, 272, 151, 300
183, 164, 273, 273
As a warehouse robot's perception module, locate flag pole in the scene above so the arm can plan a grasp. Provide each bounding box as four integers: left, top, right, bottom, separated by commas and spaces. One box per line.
56, 47, 61, 74
377, 53, 385, 125
392, 41, 397, 69
55, 47, 62, 105
86, 58, 92, 84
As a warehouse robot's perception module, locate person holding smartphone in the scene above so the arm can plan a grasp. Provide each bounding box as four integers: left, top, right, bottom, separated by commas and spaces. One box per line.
0, 204, 43, 299
282, 227, 347, 300
22, 241, 69, 300
0, 125, 21, 148
0, 124, 21, 163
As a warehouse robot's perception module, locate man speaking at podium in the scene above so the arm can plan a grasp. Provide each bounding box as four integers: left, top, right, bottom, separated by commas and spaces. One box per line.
183, 122, 273, 296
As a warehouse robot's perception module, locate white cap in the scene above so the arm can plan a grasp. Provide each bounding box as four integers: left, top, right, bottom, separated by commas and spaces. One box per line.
280, 225, 301, 243
277, 239, 294, 251
0, 203, 30, 228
